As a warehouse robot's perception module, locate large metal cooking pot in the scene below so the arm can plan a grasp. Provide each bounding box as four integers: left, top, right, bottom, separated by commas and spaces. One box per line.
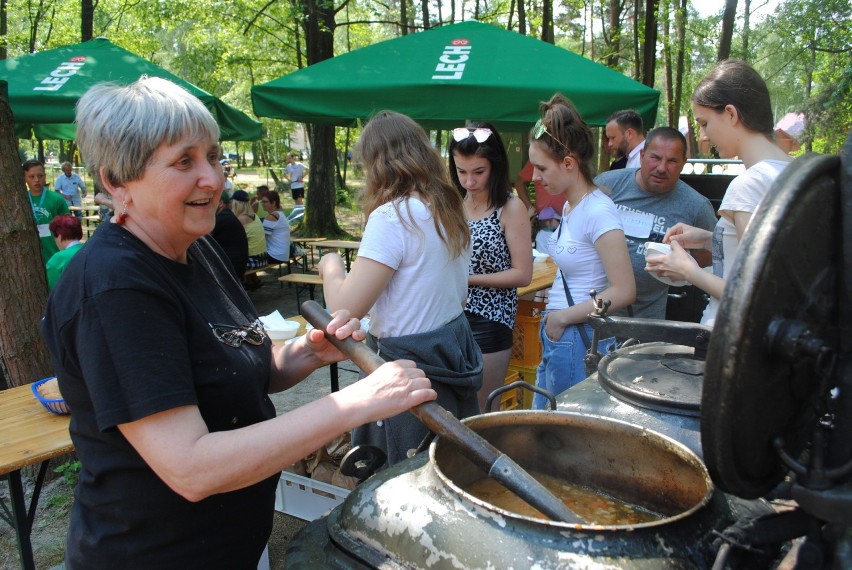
288, 411, 768, 569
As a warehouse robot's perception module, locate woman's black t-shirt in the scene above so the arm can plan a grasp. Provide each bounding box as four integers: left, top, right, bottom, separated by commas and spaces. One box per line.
42, 223, 277, 569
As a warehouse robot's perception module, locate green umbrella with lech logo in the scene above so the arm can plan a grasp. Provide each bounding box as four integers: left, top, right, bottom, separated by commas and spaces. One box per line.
252, 20, 659, 131
2, 37, 263, 141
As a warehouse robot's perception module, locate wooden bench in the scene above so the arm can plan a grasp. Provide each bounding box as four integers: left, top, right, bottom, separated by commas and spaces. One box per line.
278, 273, 324, 312
81, 214, 101, 238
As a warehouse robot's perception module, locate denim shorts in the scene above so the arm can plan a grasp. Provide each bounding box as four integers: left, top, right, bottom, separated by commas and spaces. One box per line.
532, 313, 615, 410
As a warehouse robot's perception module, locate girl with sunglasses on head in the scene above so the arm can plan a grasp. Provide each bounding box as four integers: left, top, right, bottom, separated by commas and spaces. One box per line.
528, 94, 635, 409
319, 111, 483, 468
449, 122, 532, 411
645, 60, 792, 327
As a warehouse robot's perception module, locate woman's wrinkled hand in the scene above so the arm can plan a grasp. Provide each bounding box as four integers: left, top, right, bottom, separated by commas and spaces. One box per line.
343, 360, 437, 422
645, 240, 698, 284
663, 223, 712, 251
304, 309, 365, 364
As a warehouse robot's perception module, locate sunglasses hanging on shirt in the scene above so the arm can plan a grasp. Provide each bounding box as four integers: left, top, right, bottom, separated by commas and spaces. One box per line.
209, 320, 268, 348
452, 127, 493, 143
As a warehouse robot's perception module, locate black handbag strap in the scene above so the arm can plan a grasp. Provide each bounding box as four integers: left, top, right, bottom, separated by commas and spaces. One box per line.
559, 270, 592, 350
554, 206, 633, 328
555, 217, 592, 350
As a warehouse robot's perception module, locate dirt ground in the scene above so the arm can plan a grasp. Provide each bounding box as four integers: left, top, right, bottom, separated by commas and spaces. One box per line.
0, 169, 366, 569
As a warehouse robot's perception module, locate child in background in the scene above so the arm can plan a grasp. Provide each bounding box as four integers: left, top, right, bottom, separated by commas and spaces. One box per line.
535, 206, 560, 254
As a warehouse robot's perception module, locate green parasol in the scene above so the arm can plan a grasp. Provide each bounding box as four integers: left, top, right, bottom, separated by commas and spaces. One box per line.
2, 38, 263, 141
252, 20, 659, 131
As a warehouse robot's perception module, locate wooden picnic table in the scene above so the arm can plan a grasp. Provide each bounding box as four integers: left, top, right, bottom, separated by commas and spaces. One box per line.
308, 240, 361, 271
517, 258, 557, 298
68, 205, 100, 213
291, 236, 326, 267
0, 383, 73, 570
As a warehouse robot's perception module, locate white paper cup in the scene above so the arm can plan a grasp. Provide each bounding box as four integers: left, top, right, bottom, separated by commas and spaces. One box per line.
644, 242, 689, 287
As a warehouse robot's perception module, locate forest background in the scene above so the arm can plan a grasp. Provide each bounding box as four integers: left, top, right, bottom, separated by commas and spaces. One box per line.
0, 0, 849, 388
3, 0, 851, 237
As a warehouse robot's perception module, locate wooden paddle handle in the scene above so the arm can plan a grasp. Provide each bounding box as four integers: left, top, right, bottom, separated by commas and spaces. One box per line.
299, 301, 500, 466
299, 300, 583, 524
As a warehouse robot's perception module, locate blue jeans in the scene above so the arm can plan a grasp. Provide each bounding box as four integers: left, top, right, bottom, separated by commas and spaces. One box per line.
532, 314, 615, 410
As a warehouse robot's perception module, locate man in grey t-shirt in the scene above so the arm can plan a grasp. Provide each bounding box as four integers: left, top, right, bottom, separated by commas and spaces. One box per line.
595, 127, 716, 319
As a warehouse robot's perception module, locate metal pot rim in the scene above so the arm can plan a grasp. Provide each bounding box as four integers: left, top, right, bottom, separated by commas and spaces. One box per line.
429, 410, 714, 530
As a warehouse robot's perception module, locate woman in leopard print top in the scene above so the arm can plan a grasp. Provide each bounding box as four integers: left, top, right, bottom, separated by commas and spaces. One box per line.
449, 122, 532, 410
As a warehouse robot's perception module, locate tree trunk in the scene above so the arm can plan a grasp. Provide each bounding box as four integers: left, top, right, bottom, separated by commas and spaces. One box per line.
718, 0, 737, 61
662, 0, 674, 125
421, 0, 430, 29
400, 0, 408, 35
300, 0, 343, 238
518, 0, 526, 35
686, 106, 698, 158
0, 83, 53, 389
633, 0, 642, 80
606, 0, 622, 69
805, 44, 815, 153
542, 0, 554, 44
673, 0, 687, 125
642, 0, 659, 87
81, 0, 94, 41
1, 0, 7, 60
307, 124, 345, 236
290, 0, 304, 69
742, 0, 750, 55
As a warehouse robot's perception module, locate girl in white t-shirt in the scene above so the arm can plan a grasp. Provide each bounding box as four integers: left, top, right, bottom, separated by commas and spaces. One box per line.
645, 60, 793, 326
319, 111, 482, 467
529, 94, 635, 409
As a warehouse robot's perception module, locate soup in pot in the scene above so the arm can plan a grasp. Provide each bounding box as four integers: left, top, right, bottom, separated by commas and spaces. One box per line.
464, 470, 664, 525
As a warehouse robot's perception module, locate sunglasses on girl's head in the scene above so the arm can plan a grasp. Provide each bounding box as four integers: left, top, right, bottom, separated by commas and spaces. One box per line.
533, 119, 569, 150
452, 127, 493, 143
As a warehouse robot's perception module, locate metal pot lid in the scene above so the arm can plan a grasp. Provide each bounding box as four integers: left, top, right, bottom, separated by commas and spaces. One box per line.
598, 342, 703, 417
701, 153, 842, 499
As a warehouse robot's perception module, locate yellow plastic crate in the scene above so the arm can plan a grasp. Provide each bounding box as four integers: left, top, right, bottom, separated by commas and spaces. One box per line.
510, 300, 546, 368
506, 364, 537, 410
499, 370, 522, 410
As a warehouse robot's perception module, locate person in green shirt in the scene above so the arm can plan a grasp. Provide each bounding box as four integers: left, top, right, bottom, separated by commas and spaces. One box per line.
24, 159, 70, 263
45, 214, 84, 290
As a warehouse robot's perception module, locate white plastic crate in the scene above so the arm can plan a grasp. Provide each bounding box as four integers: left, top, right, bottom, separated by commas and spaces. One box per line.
274, 471, 351, 521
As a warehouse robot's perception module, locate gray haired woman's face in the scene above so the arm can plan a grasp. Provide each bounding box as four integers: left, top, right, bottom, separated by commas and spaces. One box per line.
116, 135, 223, 258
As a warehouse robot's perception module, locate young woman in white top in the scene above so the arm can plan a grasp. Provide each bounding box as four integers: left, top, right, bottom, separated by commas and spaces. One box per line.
645, 59, 793, 326
260, 190, 291, 265
530, 94, 635, 409
319, 111, 482, 467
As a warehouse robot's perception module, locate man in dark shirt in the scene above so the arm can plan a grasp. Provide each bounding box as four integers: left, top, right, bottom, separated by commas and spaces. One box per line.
210, 191, 248, 277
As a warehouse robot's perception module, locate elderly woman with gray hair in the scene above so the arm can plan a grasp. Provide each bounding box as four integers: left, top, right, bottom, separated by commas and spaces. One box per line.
40, 77, 436, 569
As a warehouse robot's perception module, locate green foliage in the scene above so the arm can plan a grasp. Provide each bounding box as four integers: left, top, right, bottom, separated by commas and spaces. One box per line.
4, 0, 847, 155
45, 490, 74, 510
336, 184, 355, 208
54, 459, 81, 487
